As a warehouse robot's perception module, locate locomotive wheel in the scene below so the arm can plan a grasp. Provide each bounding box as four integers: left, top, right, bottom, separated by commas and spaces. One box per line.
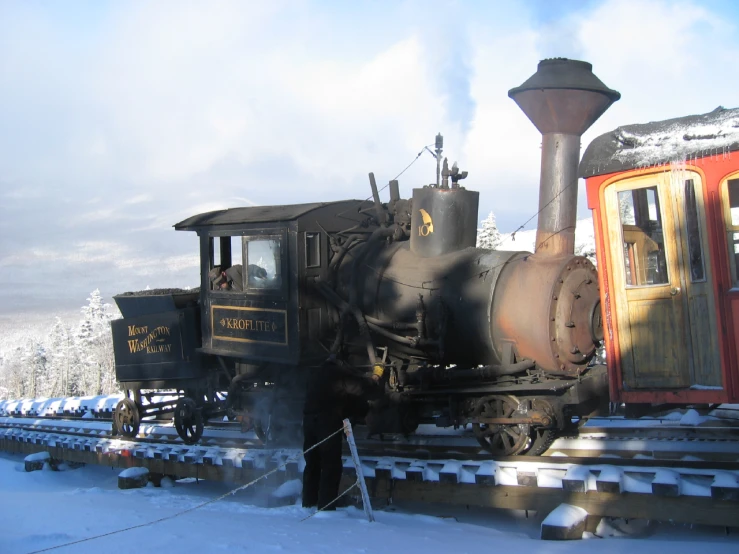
114, 398, 140, 438
472, 395, 530, 456
525, 428, 556, 456
174, 397, 204, 445
523, 399, 557, 456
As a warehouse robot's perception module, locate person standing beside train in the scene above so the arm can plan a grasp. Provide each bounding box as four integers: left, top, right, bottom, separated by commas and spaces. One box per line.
301, 358, 383, 511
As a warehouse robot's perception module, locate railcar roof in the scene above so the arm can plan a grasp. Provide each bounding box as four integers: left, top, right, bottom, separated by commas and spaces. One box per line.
174, 200, 368, 230
579, 106, 739, 178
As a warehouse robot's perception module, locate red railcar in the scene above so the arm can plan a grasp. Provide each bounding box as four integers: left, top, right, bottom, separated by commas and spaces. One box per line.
581, 107, 739, 405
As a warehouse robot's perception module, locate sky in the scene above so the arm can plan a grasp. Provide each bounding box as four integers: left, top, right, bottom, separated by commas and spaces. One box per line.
2, 452, 739, 553
2, 0, 739, 314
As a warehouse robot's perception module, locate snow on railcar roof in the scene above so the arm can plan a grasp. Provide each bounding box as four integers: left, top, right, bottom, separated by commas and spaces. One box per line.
579, 106, 739, 178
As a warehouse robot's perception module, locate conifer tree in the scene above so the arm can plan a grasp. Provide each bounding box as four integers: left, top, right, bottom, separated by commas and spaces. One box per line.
476, 211, 502, 250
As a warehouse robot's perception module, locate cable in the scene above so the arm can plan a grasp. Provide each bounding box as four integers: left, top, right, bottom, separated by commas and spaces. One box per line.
392, 144, 433, 182
509, 180, 578, 242
26, 425, 347, 554
335, 143, 434, 220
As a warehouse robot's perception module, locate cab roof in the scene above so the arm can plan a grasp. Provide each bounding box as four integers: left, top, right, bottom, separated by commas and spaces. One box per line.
174, 199, 369, 230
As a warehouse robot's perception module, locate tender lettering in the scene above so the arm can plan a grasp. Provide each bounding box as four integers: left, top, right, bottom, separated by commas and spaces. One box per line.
219, 318, 276, 332
127, 325, 172, 354
128, 324, 148, 336
146, 344, 172, 354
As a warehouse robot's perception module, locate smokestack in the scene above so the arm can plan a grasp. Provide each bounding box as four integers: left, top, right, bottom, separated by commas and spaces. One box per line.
508, 58, 620, 256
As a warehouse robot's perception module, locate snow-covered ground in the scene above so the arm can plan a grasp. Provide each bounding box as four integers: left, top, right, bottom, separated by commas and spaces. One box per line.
1, 452, 738, 554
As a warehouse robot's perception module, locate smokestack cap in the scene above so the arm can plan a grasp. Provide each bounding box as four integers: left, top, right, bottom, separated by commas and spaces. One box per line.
508, 58, 620, 135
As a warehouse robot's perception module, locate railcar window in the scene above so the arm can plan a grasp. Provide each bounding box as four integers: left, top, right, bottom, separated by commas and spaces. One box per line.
726, 178, 739, 286
245, 237, 282, 290
683, 179, 706, 282
305, 233, 321, 268
618, 186, 669, 287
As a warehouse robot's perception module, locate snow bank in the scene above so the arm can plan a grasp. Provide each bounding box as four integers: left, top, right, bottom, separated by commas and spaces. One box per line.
118, 467, 149, 479
542, 503, 588, 527
1, 455, 738, 553
272, 479, 302, 498
679, 409, 708, 426
24, 452, 51, 463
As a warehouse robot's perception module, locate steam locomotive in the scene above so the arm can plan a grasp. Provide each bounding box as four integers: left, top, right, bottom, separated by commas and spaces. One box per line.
110, 58, 739, 456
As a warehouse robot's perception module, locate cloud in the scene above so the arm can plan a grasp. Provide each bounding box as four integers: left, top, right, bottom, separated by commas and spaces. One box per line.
0, 0, 738, 314
124, 194, 152, 205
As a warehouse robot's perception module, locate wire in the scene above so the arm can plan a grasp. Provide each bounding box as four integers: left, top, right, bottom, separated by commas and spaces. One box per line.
335, 143, 435, 221
509, 180, 578, 242
392, 144, 433, 182
26, 426, 348, 554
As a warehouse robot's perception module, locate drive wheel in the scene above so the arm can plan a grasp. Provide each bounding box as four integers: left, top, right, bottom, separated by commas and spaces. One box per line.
472, 395, 530, 456
114, 398, 140, 438
523, 399, 557, 456
174, 397, 204, 445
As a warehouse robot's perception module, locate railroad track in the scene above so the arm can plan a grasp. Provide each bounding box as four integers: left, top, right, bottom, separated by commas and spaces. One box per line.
3, 415, 739, 466
3, 415, 738, 472
3, 413, 739, 531
4, 397, 739, 461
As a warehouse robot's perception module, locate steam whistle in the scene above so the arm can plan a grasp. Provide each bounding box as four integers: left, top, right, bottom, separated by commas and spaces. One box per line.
435, 133, 443, 187
441, 159, 469, 189
450, 162, 468, 188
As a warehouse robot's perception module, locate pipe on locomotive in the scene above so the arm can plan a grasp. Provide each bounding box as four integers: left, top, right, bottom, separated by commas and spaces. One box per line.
508, 58, 620, 256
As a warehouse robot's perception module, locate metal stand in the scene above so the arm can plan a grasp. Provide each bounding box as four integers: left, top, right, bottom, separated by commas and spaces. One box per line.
343, 418, 375, 522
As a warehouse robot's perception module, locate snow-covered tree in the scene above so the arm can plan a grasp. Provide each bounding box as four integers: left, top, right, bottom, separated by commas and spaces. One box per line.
73, 289, 118, 396
0, 290, 121, 400
575, 242, 598, 266
21, 339, 49, 398
47, 317, 74, 397
477, 211, 502, 250
1, 344, 29, 399
619, 192, 635, 225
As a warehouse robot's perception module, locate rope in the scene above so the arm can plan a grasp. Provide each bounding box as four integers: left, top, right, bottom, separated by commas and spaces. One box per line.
26, 425, 347, 554
299, 481, 360, 522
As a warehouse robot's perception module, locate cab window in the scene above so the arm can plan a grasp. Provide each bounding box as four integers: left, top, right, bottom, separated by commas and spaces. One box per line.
208, 236, 244, 292
617, 186, 669, 287
245, 237, 283, 290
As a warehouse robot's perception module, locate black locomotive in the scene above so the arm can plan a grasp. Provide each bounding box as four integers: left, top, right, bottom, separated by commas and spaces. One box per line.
111, 58, 619, 456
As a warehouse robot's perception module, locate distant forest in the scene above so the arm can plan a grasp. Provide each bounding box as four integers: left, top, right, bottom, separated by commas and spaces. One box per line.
0, 290, 119, 401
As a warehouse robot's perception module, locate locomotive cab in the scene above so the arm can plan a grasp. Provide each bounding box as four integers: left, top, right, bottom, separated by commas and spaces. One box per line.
171, 200, 375, 442
175, 200, 373, 367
